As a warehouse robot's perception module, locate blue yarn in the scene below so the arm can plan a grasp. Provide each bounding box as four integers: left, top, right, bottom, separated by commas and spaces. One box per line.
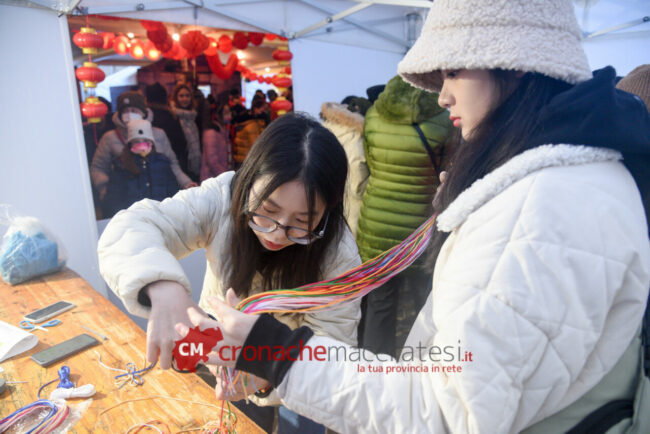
0, 231, 62, 285
57, 366, 74, 389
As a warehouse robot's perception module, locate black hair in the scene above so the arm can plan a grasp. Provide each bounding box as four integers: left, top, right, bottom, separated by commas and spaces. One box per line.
228, 112, 349, 296
430, 70, 573, 260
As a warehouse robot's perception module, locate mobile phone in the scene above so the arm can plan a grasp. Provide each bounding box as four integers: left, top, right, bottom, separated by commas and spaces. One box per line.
30, 333, 100, 367
23, 301, 75, 323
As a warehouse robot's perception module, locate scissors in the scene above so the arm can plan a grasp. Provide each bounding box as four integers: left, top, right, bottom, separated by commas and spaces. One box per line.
19, 319, 61, 332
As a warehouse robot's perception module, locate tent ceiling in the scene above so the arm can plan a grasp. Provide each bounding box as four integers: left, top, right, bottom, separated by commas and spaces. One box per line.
11, 0, 650, 53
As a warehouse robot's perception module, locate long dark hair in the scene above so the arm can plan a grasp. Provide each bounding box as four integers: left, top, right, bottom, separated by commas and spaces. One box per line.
228, 112, 348, 297
430, 70, 573, 259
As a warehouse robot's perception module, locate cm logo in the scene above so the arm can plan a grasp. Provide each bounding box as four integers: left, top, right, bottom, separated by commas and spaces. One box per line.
178, 342, 204, 356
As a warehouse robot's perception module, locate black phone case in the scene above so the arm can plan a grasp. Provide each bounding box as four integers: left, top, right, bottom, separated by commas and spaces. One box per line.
30, 333, 100, 367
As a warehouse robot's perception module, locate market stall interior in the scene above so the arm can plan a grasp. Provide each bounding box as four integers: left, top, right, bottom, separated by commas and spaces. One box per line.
69, 15, 294, 220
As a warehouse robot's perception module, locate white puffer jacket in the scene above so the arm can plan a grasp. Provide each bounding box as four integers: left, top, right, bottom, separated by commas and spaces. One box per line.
98, 171, 362, 404
276, 145, 650, 433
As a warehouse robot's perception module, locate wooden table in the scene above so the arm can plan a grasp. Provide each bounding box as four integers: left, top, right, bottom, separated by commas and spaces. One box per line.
0, 269, 263, 433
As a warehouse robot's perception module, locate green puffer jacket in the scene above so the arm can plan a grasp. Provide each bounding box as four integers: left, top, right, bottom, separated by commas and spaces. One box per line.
356, 76, 452, 264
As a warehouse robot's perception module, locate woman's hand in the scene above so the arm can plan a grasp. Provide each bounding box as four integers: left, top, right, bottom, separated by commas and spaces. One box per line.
175, 289, 259, 369
184, 181, 199, 189
207, 365, 270, 401
146, 280, 204, 369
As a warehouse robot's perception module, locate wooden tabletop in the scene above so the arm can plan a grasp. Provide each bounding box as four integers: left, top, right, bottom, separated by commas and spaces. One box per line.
0, 268, 263, 433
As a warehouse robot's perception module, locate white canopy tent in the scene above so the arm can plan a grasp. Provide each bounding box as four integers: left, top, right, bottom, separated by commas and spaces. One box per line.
0, 1, 648, 313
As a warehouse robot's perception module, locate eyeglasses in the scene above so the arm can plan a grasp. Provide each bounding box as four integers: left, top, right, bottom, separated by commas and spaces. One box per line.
247, 211, 329, 245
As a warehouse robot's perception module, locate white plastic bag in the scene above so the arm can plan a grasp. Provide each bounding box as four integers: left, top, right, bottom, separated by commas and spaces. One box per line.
0, 205, 66, 285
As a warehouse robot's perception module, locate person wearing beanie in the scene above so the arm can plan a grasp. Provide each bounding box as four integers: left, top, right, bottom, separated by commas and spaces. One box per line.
176, 1, 650, 433
321, 101, 369, 237
101, 119, 180, 218
145, 82, 191, 176
90, 90, 195, 212
355, 75, 452, 357
617, 64, 650, 112
171, 84, 202, 180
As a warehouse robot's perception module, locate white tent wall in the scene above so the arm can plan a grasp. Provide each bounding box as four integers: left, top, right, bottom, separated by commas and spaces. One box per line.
0, 4, 106, 295
291, 38, 402, 116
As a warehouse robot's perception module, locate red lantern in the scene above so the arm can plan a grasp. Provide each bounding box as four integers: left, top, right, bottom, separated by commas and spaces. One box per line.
284, 66, 292, 74
147, 28, 168, 44
81, 96, 108, 123
204, 37, 219, 56
279, 36, 288, 41
113, 35, 129, 55
73, 27, 104, 54
130, 41, 145, 59
141, 20, 164, 31
265, 33, 277, 41
272, 75, 292, 88
100, 32, 115, 50
249, 73, 258, 81
218, 35, 233, 53
153, 34, 173, 52
232, 31, 248, 50
75, 62, 105, 89
173, 44, 188, 60
162, 41, 180, 59
271, 98, 293, 114
264, 76, 272, 84
272, 47, 293, 63
180, 30, 209, 58
143, 41, 161, 61
248, 32, 264, 46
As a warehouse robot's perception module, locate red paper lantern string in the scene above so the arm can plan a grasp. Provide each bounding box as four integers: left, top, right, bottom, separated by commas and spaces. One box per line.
264, 33, 278, 41
130, 40, 145, 59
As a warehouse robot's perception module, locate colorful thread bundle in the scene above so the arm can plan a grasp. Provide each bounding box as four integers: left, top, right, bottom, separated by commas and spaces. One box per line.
236, 214, 436, 314
0, 399, 69, 433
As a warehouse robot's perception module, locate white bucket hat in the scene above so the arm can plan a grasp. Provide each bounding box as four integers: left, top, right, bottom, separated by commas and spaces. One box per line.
398, 0, 592, 92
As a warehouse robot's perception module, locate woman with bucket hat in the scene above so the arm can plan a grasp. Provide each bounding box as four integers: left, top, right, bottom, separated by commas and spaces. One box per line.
176, 0, 650, 432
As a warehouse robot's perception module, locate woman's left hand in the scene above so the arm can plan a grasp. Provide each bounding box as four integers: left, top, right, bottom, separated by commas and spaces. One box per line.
207, 364, 270, 401
175, 289, 259, 369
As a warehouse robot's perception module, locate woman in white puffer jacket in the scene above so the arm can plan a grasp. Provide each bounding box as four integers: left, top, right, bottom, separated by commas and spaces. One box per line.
180, 0, 650, 433
98, 113, 361, 432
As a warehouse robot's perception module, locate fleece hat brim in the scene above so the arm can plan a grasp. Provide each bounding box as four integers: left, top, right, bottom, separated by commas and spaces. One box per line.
398, 0, 592, 92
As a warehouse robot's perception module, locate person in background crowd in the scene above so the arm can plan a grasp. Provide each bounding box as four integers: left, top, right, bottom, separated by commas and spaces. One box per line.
145, 82, 190, 176
102, 119, 180, 218
200, 100, 233, 182
90, 90, 195, 215
193, 87, 207, 136
356, 75, 453, 357
267, 89, 278, 103
232, 95, 270, 166
186, 0, 650, 432
171, 84, 202, 181
320, 101, 368, 237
